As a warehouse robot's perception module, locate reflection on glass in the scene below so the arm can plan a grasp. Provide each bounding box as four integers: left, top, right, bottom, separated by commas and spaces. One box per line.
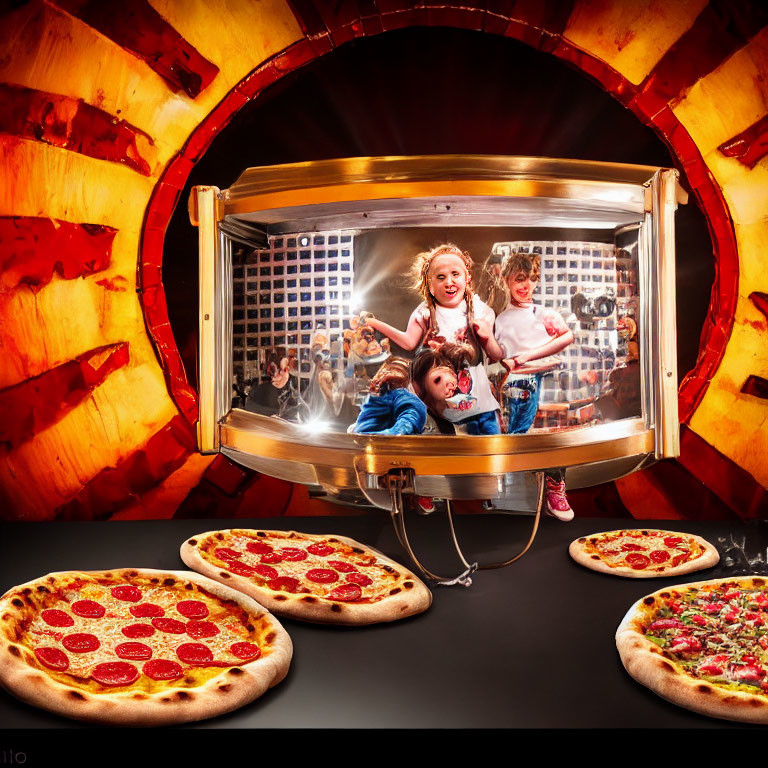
231, 228, 642, 434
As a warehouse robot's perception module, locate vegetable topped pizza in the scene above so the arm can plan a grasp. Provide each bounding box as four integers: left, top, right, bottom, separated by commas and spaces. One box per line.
181, 529, 432, 625
616, 576, 768, 723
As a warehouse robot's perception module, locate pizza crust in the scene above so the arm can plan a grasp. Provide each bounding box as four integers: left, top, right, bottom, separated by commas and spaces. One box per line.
569, 529, 719, 578
616, 576, 768, 724
0, 569, 292, 726
181, 529, 432, 626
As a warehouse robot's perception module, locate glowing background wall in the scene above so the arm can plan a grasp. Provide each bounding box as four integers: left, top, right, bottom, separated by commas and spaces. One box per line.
1, 0, 766, 521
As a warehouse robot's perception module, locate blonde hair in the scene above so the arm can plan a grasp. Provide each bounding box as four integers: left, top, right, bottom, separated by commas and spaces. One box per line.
488, 250, 541, 310
410, 243, 476, 342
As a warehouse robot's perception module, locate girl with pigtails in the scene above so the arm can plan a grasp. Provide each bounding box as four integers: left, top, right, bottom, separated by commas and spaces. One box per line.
362, 243, 500, 435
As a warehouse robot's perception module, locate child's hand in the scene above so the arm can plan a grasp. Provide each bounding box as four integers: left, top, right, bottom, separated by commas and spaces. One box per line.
472, 319, 492, 343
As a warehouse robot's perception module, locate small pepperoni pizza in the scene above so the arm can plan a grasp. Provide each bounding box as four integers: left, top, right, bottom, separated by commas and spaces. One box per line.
616, 576, 768, 723
0, 568, 292, 725
181, 529, 432, 625
569, 529, 719, 578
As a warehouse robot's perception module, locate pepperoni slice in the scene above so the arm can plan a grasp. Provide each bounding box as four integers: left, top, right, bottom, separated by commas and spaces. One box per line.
307, 543, 334, 557
186, 621, 220, 639
62, 633, 100, 653
110, 585, 142, 602
260, 552, 283, 565
71, 600, 105, 619
328, 583, 363, 602
176, 600, 209, 619
253, 564, 279, 580
34, 647, 69, 671
345, 573, 373, 587
41, 609, 74, 627
152, 617, 186, 634
226, 561, 257, 577
328, 560, 357, 573
214, 547, 242, 561
115, 642, 153, 661
129, 603, 164, 618
279, 547, 308, 562
267, 577, 304, 593
122, 623, 155, 638
246, 540, 273, 555
176, 642, 214, 665
664, 536, 684, 548
624, 553, 651, 570
230, 642, 262, 661
649, 550, 670, 563
621, 543, 646, 552
92, 661, 140, 687
143, 659, 184, 681
306, 569, 339, 584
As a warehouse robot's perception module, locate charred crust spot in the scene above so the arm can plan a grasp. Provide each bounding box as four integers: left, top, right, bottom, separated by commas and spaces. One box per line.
352, 547, 364, 554
265, 632, 276, 643
219, 685, 231, 692
163, 578, 176, 587
329, 538, 339, 543
127, 570, 138, 577
331, 604, 342, 612
288, 532, 297, 539
697, 685, 711, 694
22, 588, 32, 595
68, 691, 86, 701
389, 588, 402, 595
8, 646, 20, 657
36, 586, 50, 594
46, 577, 56, 584
104, 573, 113, 578
274, 595, 287, 601
659, 661, 675, 673
185, 583, 194, 590
215, 533, 224, 540
383, 565, 395, 573
188, 539, 198, 546
228, 668, 244, 676
220, 572, 231, 579
176, 691, 191, 701
660, 592, 671, 598
404, 582, 414, 589
641, 530, 649, 535
591, 555, 601, 560
184, 677, 195, 684
11, 599, 23, 608
161, 697, 171, 702
256, 532, 267, 538
752, 578, 765, 587
301, 596, 317, 603
644, 597, 656, 606
750, 699, 764, 707
578, 537, 587, 543
150, 578, 160, 584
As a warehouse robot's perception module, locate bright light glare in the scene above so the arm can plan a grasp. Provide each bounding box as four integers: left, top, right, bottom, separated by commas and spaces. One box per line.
298, 417, 332, 433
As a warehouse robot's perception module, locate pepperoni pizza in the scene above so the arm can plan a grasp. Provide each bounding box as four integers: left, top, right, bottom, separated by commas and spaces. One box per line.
181, 529, 432, 625
569, 529, 719, 578
617, 576, 768, 723
0, 568, 292, 725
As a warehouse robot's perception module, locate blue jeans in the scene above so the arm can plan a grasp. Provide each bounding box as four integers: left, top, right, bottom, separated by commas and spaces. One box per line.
455, 409, 501, 435
503, 374, 542, 434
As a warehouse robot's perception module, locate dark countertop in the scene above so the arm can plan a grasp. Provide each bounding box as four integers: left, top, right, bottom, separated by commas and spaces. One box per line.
1, 513, 768, 732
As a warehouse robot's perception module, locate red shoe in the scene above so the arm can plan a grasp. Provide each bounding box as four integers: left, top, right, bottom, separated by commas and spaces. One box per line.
416, 496, 435, 515
545, 477, 574, 522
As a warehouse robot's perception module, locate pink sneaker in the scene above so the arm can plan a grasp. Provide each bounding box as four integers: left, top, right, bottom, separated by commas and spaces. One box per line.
416, 496, 436, 515
545, 477, 574, 522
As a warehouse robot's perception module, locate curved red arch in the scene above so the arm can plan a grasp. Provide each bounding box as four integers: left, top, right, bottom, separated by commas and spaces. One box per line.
138, 10, 736, 428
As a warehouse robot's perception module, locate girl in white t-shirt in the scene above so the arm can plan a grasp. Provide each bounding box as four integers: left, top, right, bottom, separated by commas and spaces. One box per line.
363, 243, 500, 435
484, 251, 575, 521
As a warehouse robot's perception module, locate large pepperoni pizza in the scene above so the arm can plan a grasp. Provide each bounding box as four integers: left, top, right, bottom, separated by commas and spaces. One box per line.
0, 568, 292, 725
569, 529, 719, 578
617, 576, 768, 723
181, 529, 432, 625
